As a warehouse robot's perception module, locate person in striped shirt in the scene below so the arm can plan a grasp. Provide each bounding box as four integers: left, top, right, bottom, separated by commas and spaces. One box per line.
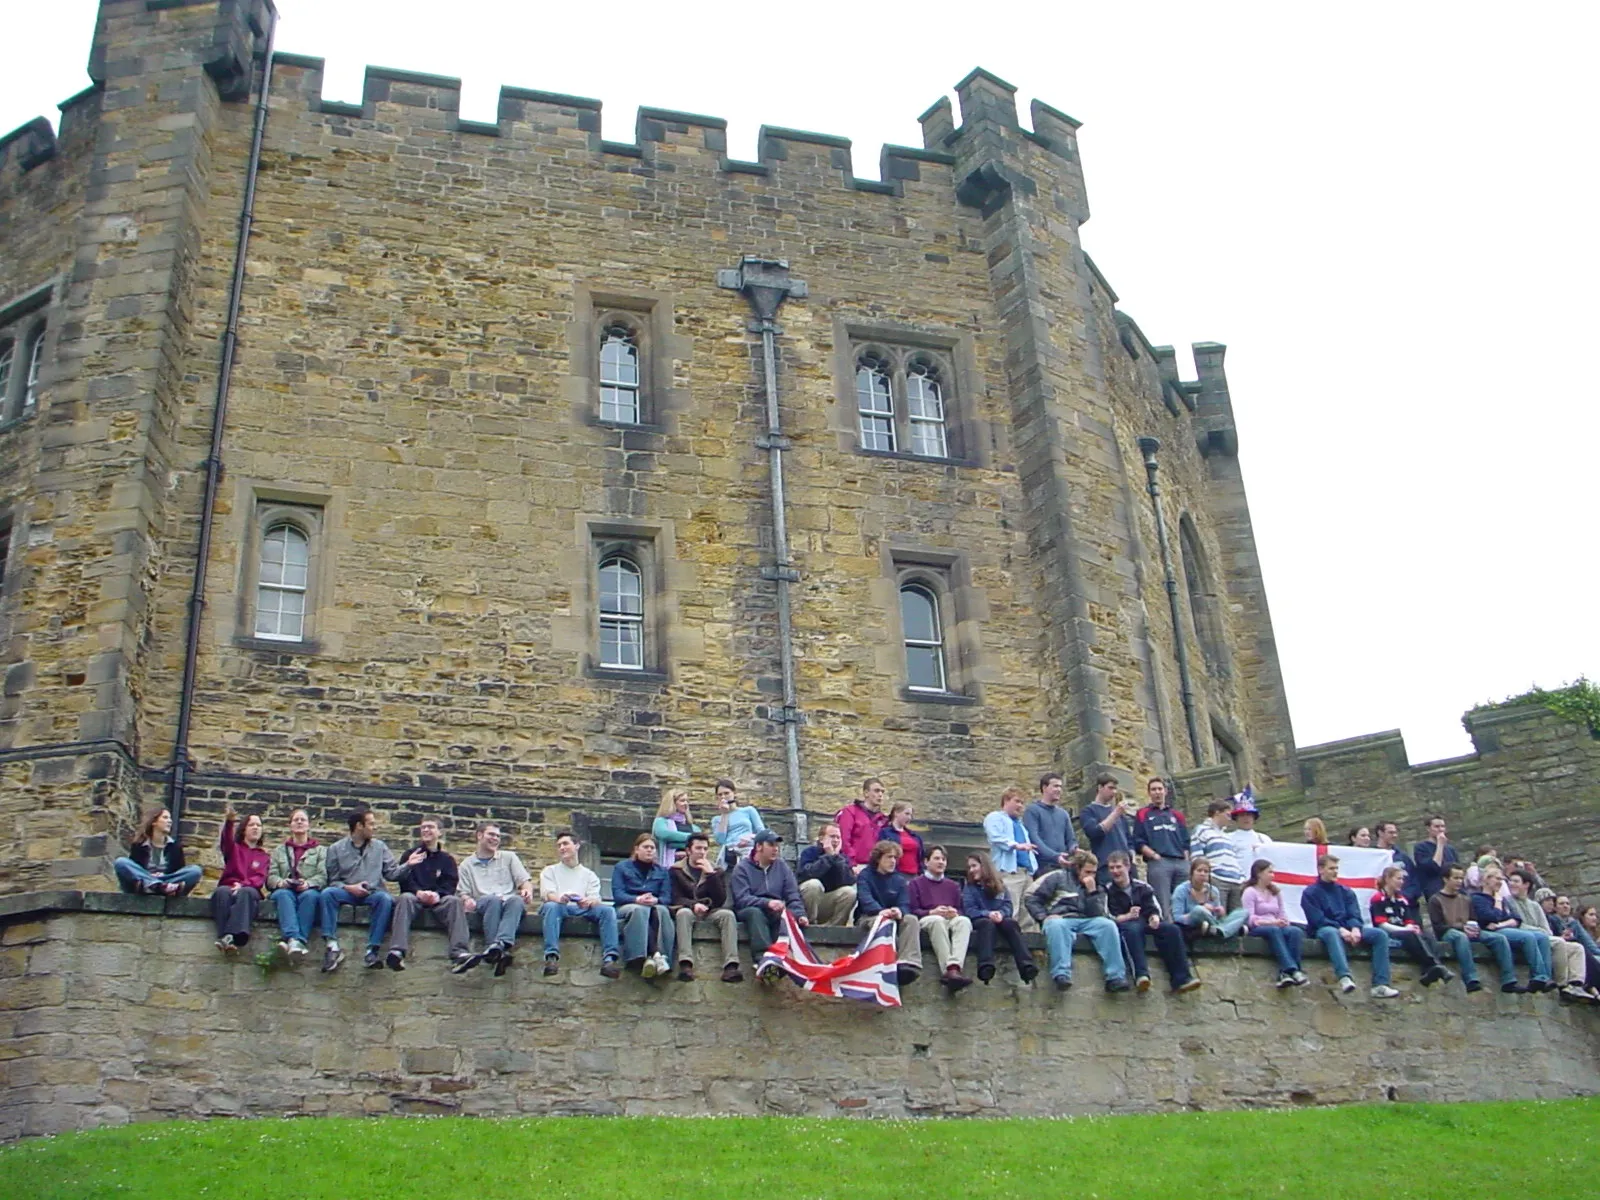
1189, 799, 1247, 912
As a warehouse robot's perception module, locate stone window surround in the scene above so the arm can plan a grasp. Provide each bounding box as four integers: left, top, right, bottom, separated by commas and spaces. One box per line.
580, 518, 674, 683
876, 544, 991, 706
565, 284, 692, 433
224, 484, 337, 655
831, 315, 989, 468
1178, 511, 1231, 681
0, 280, 56, 428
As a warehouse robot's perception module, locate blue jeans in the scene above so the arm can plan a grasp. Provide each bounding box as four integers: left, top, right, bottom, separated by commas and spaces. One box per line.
1042, 915, 1125, 983
1178, 907, 1248, 938
540, 901, 620, 960
1250, 923, 1305, 973
1314, 924, 1391, 986
475, 895, 526, 948
617, 902, 676, 964
271, 887, 321, 942
318, 886, 394, 948
114, 858, 202, 895
1497, 926, 1552, 981
1440, 927, 1513, 986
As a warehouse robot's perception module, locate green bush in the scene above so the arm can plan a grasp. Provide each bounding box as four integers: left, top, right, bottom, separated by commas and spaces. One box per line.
1472, 677, 1600, 736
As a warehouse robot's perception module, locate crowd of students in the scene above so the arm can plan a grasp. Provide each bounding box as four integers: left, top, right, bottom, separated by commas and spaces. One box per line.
110, 772, 1600, 1002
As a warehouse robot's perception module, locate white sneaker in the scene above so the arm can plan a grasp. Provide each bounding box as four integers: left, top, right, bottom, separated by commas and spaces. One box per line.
641, 955, 659, 979
651, 952, 670, 977
288, 939, 307, 961
1370, 984, 1400, 999
1339, 976, 1356, 994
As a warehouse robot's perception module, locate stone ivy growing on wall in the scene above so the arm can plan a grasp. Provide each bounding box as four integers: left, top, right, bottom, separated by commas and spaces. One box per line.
1472, 677, 1600, 737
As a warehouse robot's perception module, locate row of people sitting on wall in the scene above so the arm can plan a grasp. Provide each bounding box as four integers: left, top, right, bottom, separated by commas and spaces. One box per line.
109, 773, 1600, 1002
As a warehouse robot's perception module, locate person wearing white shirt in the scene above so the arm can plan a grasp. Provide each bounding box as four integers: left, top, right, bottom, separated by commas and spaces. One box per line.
537, 831, 621, 978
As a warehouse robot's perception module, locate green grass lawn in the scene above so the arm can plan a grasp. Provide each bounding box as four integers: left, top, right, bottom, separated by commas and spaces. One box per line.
4, 1100, 1599, 1198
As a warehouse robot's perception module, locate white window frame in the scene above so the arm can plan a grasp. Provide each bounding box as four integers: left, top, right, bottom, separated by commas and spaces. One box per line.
254, 522, 311, 642
900, 582, 948, 693
904, 359, 948, 458
598, 322, 642, 425
598, 555, 645, 670
856, 355, 896, 452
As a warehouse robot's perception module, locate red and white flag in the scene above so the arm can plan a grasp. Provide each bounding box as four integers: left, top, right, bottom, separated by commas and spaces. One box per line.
758, 910, 902, 1007
1253, 842, 1393, 924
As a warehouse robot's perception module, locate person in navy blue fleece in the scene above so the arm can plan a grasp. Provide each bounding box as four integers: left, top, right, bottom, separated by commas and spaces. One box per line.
1411, 815, 1459, 899
1080, 774, 1135, 884
611, 832, 675, 978
1105, 850, 1198, 994
1133, 777, 1190, 920
1301, 853, 1398, 997
855, 840, 923, 984
961, 852, 1037, 984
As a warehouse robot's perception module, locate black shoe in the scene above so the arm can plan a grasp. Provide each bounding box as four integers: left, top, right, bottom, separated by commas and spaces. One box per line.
941, 966, 973, 992
1531, 978, 1554, 993
600, 957, 622, 980
977, 963, 996, 984
1420, 965, 1444, 986
493, 950, 512, 978
543, 956, 560, 977
321, 946, 346, 973
1018, 962, 1039, 984
483, 942, 505, 965
1465, 979, 1483, 993
895, 964, 920, 986
449, 953, 482, 975
1053, 976, 1073, 991
1105, 978, 1131, 994
385, 949, 406, 972
364, 948, 382, 969
1502, 981, 1528, 994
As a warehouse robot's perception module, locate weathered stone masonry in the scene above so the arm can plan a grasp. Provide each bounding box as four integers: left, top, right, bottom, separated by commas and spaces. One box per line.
0, 0, 1301, 891
3, 893, 1599, 1138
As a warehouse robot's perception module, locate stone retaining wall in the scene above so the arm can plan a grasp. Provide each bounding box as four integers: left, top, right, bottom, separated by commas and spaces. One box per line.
3, 892, 1597, 1140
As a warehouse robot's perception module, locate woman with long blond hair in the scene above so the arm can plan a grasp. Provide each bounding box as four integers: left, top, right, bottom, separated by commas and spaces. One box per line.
1302, 817, 1329, 846
651, 788, 699, 871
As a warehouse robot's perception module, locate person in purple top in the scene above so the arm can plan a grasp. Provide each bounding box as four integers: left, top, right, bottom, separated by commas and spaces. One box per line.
908, 846, 973, 991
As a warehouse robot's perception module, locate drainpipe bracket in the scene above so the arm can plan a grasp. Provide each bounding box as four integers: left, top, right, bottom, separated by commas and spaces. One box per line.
761, 566, 801, 583
755, 434, 792, 451
772, 706, 805, 725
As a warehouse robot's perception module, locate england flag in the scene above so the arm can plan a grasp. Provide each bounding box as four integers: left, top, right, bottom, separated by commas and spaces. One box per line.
758, 911, 903, 1007
1253, 841, 1394, 923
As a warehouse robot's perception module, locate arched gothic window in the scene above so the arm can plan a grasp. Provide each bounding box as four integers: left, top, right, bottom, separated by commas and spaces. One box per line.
255, 523, 310, 641
856, 354, 895, 452
904, 359, 947, 458
599, 324, 641, 424
899, 583, 946, 692
20, 327, 44, 415
598, 556, 645, 669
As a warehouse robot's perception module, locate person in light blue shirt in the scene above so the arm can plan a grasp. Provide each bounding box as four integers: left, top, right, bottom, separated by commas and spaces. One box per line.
983, 786, 1038, 920
711, 778, 767, 870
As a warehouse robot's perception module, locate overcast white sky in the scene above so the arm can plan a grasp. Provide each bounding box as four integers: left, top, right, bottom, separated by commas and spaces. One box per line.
5, 2, 1596, 767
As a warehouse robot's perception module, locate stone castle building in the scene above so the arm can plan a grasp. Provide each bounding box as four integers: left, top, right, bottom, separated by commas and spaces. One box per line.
8, 1, 1591, 899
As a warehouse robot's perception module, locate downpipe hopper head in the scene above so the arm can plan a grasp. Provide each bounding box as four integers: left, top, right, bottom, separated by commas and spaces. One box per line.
717, 256, 808, 321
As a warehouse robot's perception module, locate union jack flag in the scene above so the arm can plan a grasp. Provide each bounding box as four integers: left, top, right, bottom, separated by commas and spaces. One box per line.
758, 910, 902, 1008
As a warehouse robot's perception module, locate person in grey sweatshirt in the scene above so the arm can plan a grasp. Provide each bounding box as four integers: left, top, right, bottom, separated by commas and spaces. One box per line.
730, 830, 808, 973
1023, 772, 1078, 878
317, 808, 400, 974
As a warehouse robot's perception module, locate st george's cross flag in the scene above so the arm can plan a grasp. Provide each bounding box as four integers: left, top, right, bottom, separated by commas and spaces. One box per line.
757, 910, 903, 1007
1253, 841, 1395, 924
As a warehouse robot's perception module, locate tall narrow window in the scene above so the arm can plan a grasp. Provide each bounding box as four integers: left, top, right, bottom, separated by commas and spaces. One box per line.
856, 355, 895, 452
20, 328, 44, 415
598, 556, 644, 669
599, 325, 640, 424
255, 523, 310, 641
904, 360, 947, 458
900, 584, 946, 692
0, 342, 13, 416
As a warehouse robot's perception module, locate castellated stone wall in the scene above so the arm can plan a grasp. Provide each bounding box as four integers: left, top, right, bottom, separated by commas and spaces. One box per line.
0, 0, 1298, 893
2, 894, 1598, 1140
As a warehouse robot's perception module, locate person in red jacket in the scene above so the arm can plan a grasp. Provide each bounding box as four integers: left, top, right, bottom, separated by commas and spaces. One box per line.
836, 777, 889, 869
212, 806, 271, 955
882, 802, 925, 874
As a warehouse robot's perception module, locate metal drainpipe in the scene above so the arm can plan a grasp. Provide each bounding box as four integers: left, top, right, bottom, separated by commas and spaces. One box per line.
168, 19, 278, 826
1137, 437, 1204, 767
717, 258, 809, 841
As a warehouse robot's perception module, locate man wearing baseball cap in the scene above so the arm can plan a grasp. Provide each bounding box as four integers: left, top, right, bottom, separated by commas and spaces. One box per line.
730, 829, 808, 971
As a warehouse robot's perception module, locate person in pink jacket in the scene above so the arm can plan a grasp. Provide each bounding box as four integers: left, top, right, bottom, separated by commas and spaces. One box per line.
1242, 859, 1308, 988
836, 777, 889, 869
212, 806, 271, 955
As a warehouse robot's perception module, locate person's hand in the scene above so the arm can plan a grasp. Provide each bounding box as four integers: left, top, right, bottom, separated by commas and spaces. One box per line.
1018, 842, 1038, 853
519, 886, 535, 904
797, 916, 810, 927
346, 882, 368, 899
1128, 905, 1141, 920
693, 903, 709, 917
766, 899, 783, 913
462, 896, 477, 913
883, 907, 902, 920
419, 890, 438, 906
292, 880, 306, 892
1057, 853, 1071, 866
1148, 915, 1161, 930
934, 905, 958, 919
853, 864, 866, 877
1141, 847, 1159, 861
404, 849, 426, 867
578, 896, 598, 909
637, 892, 656, 907
988, 911, 1004, 924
